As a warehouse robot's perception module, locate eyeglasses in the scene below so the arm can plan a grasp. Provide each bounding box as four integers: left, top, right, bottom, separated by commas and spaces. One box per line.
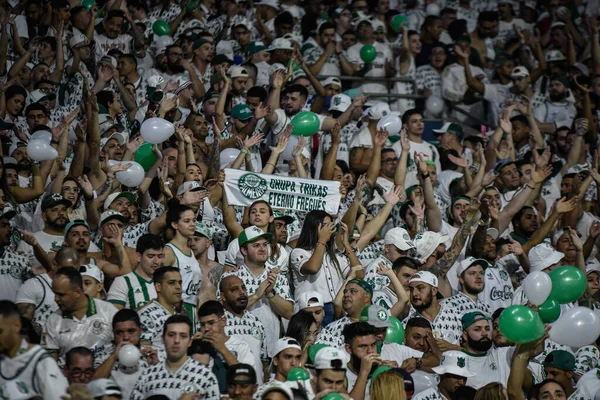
69, 368, 95, 378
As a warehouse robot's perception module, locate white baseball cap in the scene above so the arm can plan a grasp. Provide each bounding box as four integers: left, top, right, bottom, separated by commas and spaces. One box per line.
267, 38, 294, 52
414, 231, 449, 263
100, 210, 128, 226
269, 63, 286, 75
88, 379, 121, 398
409, 271, 438, 288
294, 291, 324, 313
258, 0, 279, 10
271, 337, 302, 358
147, 75, 165, 88
100, 131, 126, 148
432, 350, 476, 377
261, 382, 293, 400
546, 50, 566, 62
586, 264, 600, 275
238, 226, 273, 247
367, 102, 391, 120
176, 180, 204, 196
103, 191, 136, 211
510, 66, 530, 79
329, 94, 351, 113
79, 264, 104, 284
321, 77, 342, 88
456, 257, 490, 277
229, 65, 249, 79
70, 32, 89, 48
313, 346, 348, 370
384, 227, 416, 251
528, 242, 564, 272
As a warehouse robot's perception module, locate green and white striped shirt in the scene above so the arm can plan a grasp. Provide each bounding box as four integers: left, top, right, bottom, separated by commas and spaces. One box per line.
107, 271, 157, 309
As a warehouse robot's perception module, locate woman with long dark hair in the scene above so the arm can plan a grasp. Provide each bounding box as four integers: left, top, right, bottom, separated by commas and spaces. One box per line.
290, 210, 362, 325
286, 311, 321, 366
162, 200, 201, 328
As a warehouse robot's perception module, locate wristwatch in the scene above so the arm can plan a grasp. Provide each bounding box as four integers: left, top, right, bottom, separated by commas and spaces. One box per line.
265, 290, 276, 299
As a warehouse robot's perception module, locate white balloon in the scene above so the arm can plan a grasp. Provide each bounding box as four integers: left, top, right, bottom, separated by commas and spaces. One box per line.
411, 370, 439, 395
115, 161, 145, 187
140, 118, 175, 144
523, 271, 552, 306
426, 95, 444, 116
119, 344, 141, 367
154, 35, 174, 49
27, 139, 58, 161
281, 135, 299, 161
220, 148, 240, 169
426, 3, 440, 15
550, 307, 600, 348
30, 130, 52, 143
377, 114, 403, 136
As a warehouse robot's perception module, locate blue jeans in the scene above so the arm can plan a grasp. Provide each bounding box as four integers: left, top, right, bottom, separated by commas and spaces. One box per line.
323, 302, 334, 326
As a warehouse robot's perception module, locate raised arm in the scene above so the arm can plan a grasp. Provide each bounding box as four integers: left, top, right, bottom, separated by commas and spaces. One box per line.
522, 196, 577, 255
394, 130, 410, 186
319, 122, 341, 180
415, 154, 441, 232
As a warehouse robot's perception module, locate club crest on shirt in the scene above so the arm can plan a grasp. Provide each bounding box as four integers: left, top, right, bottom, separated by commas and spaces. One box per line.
92, 320, 104, 335
9, 264, 21, 280
182, 383, 199, 393
251, 326, 262, 339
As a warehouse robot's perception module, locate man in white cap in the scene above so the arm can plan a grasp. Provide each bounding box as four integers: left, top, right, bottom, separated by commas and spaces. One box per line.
312, 346, 350, 395
294, 291, 325, 326
512, 242, 565, 305
313, 92, 355, 178
79, 264, 105, 299
411, 350, 475, 400
68, 31, 94, 82
304, 22, 354, 77
257, 0, 280, 39
364, 228, 415, 312
404, 271, 462, 344
348, 102, 392, 174
228, 65, 250, 107
88, 378, 122, 399
443, 257, 491, 317
254, 337, 302, 397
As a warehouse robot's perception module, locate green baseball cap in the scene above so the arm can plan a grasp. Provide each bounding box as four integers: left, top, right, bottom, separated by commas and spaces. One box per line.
544, 350, 575, 372
347, 279, 373, 297
238, 226, 272, 247
64, 219, 90, 237
230, 104, 253, 121
247, 43, 267, 57
405, 185, 422, 199
194, 222, 213, 239
461, 311, 491, 331
193, 38, 210, 51
273, 210, 294, 224
359, 305, 393, 328
433, 122, 464, 139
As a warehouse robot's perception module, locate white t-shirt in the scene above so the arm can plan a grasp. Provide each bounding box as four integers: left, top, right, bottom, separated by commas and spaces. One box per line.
463, 347, 515, 389
42, 297, 118, 368
94, 33, 134, 62
223, 310, 267, 384
0, 248, 32, 302
224, 238, 289, 274
225, 336, 256, 366
16, 230, 101, 269
346, 41, 393, 95
380, 343, 423, 365
290, 247, 350, 303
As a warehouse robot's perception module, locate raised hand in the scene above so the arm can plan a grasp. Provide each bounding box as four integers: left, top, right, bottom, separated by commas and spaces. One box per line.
383, 185, 404, 204
376, 262, 394, 277
331, 121, 341, 144
531, 165, 552, 184
374, 128, 389, 147
19, 230, 39, 247
254, 102, 270, 119
76, 175, 94, 199
126, 136, 145, 153
317, 221, 336, 243
448, 153, 467, 169
409, 202, 425, 220
507, 238, 524, 256
414, 153, 428, 175
569, 227, 583, 251
243, 132, 264, 150
292, 137, 305, 158
270, 135, 289, 155
555, 196, 577, 214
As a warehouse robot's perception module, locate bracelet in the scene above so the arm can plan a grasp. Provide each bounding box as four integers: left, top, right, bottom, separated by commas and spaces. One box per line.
420, 173, 430, 179
267, 162, 276, 167
414, 357, 422, 369
265, 290, 275, 299
526, 183, 536, 190
317, 241, 327, 247
51, 139, 59, 145
240, 149, 249, 155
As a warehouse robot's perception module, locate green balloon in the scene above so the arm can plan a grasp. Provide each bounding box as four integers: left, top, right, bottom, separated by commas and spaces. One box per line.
186, 1, 198, 13
538, 298, 561, 323
322, 394, 346, 400
498, 305, 545, 344
548, 266, 586, 304
287, 367, 311, 381
390, 14, 409, 32
385, 326, 404, 344
343, 88, 360, 99
134, 143, 157, 171
152, 20, 170, 36
291, 111, 320, 136
80, 0, 95, 9
308, 344, 327, 364
360, 44, 377, 63
389, 316, 403, 331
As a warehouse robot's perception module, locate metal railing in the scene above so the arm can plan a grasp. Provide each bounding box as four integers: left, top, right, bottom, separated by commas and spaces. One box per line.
317, 75, 423, 100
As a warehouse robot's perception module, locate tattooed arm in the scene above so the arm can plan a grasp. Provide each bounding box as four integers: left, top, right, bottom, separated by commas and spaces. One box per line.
429, 199, 481, 298
16, 302, 35, 321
